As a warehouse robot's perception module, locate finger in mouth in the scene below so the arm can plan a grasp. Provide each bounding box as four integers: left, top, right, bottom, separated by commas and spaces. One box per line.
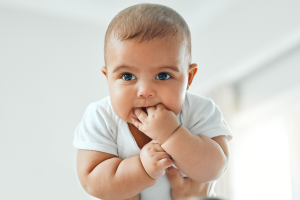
141, 107, 147, 114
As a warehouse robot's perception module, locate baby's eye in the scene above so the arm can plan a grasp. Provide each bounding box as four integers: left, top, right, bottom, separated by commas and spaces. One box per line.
156, 72, 171, 80
121, 73, 136, 81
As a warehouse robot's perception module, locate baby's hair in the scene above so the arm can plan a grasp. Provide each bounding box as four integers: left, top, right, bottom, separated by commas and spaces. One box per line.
104, 3, 192, 66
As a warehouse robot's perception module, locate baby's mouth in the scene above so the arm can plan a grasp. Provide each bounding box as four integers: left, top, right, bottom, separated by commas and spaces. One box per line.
132, 107, 148, 118
141, 107, 147, 114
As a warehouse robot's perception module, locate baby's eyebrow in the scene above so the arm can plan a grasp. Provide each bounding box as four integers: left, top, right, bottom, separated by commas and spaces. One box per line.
112, 65, 135, 73
112, 65, 180, 73
157, 66, 180, 72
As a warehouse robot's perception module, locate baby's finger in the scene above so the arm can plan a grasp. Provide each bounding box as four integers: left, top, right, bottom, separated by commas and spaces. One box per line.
134, 108, 148, 123
157, 158, 173, 170
146, 106, 156, 115
156, 103, 166, 111
151, 140, 159, 144
154, 151, 172, 162
152, 143, 167, 152
131, 117, 143, 130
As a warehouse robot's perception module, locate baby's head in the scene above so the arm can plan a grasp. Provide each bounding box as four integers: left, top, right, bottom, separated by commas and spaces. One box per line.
101, 3, 198, 124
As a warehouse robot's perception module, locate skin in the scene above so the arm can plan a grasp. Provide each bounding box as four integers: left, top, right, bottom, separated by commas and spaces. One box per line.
102, 37, 193, 124
99, 37, 230, 199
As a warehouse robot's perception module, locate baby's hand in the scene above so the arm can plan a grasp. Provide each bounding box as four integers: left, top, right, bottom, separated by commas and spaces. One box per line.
132, 104, 180, 145
140, 140, 173, 180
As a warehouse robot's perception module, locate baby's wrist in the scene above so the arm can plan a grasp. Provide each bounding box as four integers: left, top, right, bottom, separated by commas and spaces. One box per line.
161, 125, 185, 147
157, 124, 181, 145
143, 165, 161, 180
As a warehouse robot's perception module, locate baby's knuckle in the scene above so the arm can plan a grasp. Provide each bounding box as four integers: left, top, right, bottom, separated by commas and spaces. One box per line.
146, 146, 152, 151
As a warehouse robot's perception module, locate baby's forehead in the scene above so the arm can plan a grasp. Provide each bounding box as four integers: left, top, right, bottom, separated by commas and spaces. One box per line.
107, 35, 182, 49
106, 38, 188, 71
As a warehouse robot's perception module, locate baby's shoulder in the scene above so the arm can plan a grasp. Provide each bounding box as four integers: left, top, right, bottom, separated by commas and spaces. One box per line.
86, 96, 120, 127
184, 92, 215, 111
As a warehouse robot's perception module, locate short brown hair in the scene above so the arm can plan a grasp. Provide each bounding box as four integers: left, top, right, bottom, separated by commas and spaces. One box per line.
104, 3, 192, 66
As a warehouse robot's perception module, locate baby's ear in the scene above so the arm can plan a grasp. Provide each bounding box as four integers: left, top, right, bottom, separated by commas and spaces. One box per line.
101, 66, 108, 78
186, 63, 198, 90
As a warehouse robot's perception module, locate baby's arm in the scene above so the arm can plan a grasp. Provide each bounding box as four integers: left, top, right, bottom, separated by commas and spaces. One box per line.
76, 143, 172, 200
132, 105, 230, 183
162, 128, 229, 183
77, 150, 154, 200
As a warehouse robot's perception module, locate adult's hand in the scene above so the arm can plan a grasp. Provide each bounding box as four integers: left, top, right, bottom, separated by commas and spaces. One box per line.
166, 166, 214, 200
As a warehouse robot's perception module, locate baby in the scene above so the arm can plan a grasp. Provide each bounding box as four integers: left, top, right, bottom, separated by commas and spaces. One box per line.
74, 3, 233, 200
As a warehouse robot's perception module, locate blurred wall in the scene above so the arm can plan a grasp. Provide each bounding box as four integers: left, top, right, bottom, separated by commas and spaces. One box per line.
0, 5, 109, 200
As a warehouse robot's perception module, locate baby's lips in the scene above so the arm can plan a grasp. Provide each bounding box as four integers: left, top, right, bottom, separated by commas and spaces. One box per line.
132, 108, 138, 118
132, 109, 142, 123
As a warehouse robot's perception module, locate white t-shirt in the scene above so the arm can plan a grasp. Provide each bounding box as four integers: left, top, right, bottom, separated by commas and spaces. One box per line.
73, 91, 233, 200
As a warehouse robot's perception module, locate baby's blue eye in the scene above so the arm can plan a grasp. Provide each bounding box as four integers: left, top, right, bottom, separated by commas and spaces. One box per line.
121, 73, 136, 81
156, 72, 171, 80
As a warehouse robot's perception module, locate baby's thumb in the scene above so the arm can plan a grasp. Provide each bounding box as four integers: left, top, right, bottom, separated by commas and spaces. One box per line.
165, 166, 185, 189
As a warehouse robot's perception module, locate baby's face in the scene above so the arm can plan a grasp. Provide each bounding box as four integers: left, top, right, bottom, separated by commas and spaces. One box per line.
102, 38, 197, 124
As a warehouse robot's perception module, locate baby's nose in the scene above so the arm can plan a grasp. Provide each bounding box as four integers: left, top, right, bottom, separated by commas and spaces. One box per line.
137, 82, 155, 98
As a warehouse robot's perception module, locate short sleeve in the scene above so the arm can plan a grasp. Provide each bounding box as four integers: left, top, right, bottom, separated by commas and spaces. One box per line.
73, 101, 118, 156
182, 92, 233, 142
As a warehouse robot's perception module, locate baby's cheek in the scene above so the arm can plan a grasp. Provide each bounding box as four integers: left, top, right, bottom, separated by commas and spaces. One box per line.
161, 92, 184, 114
164, 101, 183, 115
110, 101, 131, 122
121, 107, 133, 122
